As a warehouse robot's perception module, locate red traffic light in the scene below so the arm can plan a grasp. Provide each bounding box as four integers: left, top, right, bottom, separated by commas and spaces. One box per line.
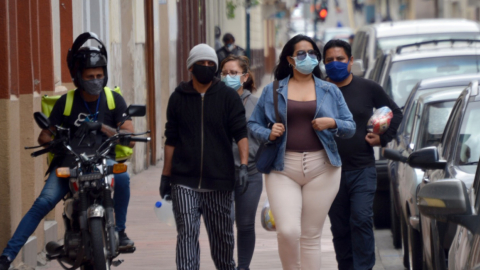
319, 8, 328, 19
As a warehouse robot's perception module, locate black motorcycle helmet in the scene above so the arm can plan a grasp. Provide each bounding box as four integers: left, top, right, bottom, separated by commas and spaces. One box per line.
67, 32, 108, 90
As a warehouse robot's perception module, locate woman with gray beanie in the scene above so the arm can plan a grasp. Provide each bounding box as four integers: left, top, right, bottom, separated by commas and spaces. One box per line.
160, 43, 250, 270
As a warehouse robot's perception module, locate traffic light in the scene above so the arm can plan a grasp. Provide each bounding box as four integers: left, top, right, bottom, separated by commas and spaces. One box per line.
314, 0, 328, 23
318, 7, 328, 22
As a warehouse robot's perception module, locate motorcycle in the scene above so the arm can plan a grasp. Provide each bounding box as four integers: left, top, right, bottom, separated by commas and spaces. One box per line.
25, 105, 150, 270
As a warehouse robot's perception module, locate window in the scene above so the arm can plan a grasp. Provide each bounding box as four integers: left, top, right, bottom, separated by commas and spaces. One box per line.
455, 102, 480, 165
386, 56, 480, 106
352, 31, 366, 59
441, 100, 462, 156
363, 34, 370, 70
417, 101, 455, 149
404, 101, 417, 137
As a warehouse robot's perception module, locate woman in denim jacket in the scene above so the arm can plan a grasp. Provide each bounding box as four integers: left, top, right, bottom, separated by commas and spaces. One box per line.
248, 35, 355, 270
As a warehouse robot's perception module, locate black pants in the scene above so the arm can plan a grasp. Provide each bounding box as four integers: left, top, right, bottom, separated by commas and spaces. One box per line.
172, 185, 236, 270
233, 172, 263, 270
328, 167, 377, 270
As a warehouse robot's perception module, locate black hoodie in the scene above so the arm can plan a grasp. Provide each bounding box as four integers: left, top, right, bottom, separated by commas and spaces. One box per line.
164, 78, 247, 191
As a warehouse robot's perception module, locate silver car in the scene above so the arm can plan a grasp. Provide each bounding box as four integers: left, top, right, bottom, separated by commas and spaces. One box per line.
351, 19, 480, 78
387, 85, 465, 269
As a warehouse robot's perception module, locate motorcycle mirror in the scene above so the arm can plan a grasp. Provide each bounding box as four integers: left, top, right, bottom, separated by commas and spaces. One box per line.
125, 105, 146, 117
34, 112, 51, 130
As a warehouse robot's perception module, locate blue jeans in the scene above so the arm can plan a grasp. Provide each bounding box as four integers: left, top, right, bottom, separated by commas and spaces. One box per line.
2, 159, 130, 261
328, 166, 377, 270
233, 172, 263, 270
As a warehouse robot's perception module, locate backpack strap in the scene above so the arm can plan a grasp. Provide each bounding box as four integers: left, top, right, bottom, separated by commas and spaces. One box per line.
63, 90, 75, 116
272, 80, 280, 123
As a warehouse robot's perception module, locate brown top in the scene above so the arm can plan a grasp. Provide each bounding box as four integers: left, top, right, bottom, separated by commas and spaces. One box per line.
286, 99, 324, 152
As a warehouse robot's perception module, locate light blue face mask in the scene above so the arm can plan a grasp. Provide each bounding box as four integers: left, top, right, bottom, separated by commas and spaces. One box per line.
221, 74, 243, 90
292, 56, 319, 75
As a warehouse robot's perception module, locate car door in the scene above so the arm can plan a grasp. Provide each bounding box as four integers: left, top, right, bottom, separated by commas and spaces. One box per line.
398, 100, 420, 218
449, 157, 480, 270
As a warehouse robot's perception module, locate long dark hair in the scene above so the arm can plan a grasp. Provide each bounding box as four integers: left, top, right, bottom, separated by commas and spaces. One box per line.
274, 35, 322, 80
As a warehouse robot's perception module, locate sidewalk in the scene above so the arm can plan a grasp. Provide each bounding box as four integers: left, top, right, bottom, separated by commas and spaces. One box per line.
39, 163, 336, 270
39, 74, 403, 269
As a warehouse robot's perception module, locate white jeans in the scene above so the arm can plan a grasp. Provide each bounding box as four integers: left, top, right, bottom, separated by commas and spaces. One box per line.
265, 150, 341, 270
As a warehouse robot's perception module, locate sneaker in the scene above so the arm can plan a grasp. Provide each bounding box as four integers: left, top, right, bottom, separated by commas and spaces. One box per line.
0, 255, 11, 270
118, 231, 134, 247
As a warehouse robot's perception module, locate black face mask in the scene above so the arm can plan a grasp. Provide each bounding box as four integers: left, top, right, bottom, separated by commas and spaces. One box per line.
192, 64, 216, 84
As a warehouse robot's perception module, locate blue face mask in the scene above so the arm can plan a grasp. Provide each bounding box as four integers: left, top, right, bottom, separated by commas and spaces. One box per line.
325, 60, 351, 82
292, 56, 319, 75
221, 74, 243, 90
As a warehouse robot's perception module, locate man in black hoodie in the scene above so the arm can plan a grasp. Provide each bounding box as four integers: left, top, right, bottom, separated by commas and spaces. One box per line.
160, 44, 249, 270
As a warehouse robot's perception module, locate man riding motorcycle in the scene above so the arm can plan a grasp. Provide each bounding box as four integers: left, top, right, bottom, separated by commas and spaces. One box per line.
0, 32, 136, 270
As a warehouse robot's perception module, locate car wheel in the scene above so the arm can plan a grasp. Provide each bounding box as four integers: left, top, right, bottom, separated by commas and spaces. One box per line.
390, 186, 401, 249
400, 213, 410, 269
373, 190, 391, 228
408, 223, 423, 270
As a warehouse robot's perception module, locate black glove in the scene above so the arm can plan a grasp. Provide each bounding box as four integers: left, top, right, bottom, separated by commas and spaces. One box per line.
74, 121, 102, 138
237, 164, 249, 195
160, 175, 172, 200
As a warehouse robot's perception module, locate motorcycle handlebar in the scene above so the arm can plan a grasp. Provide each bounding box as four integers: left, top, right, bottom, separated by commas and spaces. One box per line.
31, 147, 52, 157
129, 137, 151, 143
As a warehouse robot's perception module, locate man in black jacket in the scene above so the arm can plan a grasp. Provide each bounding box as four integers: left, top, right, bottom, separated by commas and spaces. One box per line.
160, 43, 249, 270
323, 40, 403, 270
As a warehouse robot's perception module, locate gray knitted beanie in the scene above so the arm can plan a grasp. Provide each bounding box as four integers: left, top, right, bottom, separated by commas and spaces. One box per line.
186, 44, 218, 72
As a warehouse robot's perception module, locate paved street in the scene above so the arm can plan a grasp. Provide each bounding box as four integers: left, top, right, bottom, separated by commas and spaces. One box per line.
38, 162, 403, 270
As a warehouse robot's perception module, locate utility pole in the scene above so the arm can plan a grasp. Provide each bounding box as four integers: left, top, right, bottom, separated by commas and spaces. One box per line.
313, 0, 318, 41
385, 0, 392, 21
246, 0, 251, 59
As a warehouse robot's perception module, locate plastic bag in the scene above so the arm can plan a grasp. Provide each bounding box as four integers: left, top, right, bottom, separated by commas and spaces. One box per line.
367, 106, 393, 135
260, 198, 276, 231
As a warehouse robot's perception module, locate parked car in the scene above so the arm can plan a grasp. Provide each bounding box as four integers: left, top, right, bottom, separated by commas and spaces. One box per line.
387, 74, 480, 257
385, 81, 480, 270
351, 19, 480, 79
373, 40, 480, 228
386, 88, 464, 269
417, 156, 480, 270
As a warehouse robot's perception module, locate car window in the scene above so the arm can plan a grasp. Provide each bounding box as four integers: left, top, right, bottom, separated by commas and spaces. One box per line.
363, 34, 370, 70
441, 99, 463, 156
376, 33, 480, 52
473, 155, 480, 211
372, 55, 386, 82
405, 101, 417, 137
417, 101, 455, 149
352, 31, 366, 60
368, 55, 384, 81
455, 101, 480, 165
386, 56, 480, 107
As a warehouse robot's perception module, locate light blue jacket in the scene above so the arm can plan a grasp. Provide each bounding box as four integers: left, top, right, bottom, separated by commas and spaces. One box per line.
248, 75, 355, 170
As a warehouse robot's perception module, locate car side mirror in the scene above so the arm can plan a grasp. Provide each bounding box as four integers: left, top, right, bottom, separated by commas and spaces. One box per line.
417, 179, 480, 235
407, 146, 446, 170
125, 105, 146, 117
351, 59, 365, 77
34, 112, 51, 130
382, 148, 407, 163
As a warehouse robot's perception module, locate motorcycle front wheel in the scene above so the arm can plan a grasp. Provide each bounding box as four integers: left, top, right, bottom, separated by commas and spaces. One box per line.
89, 217, 110, 270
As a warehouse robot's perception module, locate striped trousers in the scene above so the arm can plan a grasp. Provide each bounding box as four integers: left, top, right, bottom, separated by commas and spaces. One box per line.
171, 185, 236, 270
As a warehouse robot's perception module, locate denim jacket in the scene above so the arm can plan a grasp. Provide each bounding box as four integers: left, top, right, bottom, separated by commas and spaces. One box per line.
248, 75, 355, 170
